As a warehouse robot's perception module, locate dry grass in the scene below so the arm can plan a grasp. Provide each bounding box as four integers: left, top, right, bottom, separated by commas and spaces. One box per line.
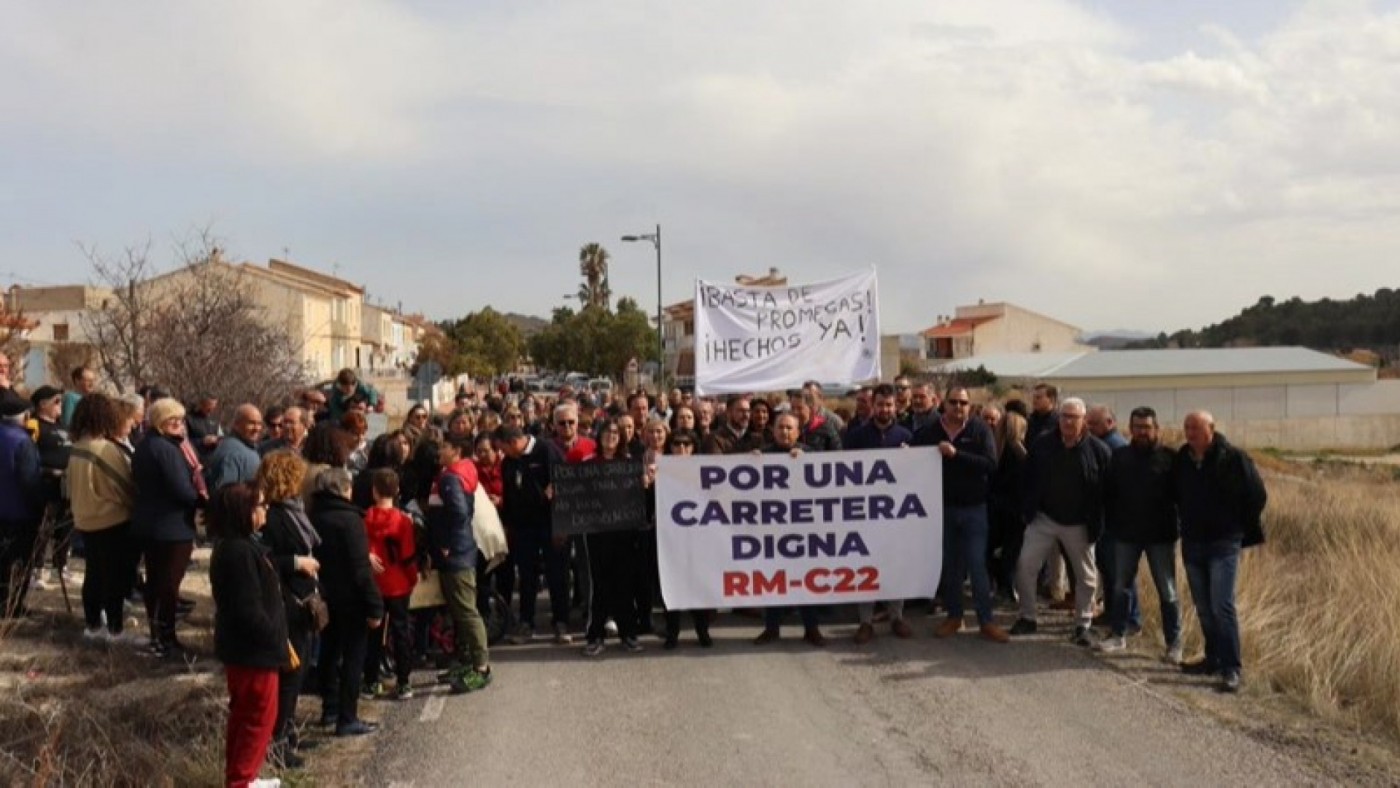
1134, 457, 1400, 742
0, 589, 227, 786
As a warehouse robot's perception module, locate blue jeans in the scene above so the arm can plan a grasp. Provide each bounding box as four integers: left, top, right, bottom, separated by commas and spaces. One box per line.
1098, 532, 1140, 631
1111, 540, 1181, 646
941, 504, 994, 625
1182, 539, 1242, 673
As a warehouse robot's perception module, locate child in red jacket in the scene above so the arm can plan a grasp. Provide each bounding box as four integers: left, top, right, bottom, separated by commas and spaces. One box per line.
363, 468, 418, 700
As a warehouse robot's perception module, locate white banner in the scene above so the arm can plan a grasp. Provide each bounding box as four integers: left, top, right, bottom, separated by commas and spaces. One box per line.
692, 269, 880, 395
656, 448, 942, 609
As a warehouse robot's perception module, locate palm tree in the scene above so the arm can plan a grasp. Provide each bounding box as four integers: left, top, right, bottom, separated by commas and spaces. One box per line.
578, 243, 612, 311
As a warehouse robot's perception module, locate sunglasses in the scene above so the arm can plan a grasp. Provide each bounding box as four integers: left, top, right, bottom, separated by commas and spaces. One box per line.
946, 399, 970, 406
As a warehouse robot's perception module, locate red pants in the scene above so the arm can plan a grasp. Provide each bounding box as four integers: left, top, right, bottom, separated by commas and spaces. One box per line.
225, 665, 279, 787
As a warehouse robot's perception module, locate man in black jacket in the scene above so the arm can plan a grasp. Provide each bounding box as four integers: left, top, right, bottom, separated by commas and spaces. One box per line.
1174, 411, 1267, 694
1098, 407, 1181, 661
30, 386, 72, 589
1011, 397, 1111, 645
914, 388, 1009, 643
499, 424, 571, 645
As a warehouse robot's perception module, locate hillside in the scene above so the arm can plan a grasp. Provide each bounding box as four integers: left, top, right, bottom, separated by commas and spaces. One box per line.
502, 312, 549, 337
1128, 289, 1400, 364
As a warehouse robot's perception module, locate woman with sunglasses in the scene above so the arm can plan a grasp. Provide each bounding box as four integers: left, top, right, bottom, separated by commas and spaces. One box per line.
658, 430, 713, 649
581, 418, 644, 656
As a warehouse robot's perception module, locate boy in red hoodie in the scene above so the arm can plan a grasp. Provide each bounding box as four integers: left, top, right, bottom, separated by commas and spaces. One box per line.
362, 468, 418, 700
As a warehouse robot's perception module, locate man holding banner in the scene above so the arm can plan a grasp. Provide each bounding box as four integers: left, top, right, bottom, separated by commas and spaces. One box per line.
846, 383, 915, 644
753, 413, 829, 647
913, 387, 1009, 643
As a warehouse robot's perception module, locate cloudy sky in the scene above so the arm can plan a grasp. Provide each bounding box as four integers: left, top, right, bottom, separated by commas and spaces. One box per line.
3, 0, 1399, 335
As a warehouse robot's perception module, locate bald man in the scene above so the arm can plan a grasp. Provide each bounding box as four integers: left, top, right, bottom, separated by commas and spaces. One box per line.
204, 404, 264, 490
1172, 410, 1267, 694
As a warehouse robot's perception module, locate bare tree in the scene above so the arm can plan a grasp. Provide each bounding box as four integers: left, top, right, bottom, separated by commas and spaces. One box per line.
79, 239, 158, 393
47, 342, 98, 386
80, 230, 309, 411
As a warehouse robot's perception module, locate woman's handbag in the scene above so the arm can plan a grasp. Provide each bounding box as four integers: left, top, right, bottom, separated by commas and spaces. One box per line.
297, 588, 330, 633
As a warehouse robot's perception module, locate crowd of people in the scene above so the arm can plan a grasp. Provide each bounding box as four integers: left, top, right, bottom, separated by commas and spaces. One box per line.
0, 359, 1268, 788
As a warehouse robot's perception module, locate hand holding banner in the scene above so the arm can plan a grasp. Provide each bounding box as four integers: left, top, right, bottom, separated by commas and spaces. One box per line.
655, 448, 942, 609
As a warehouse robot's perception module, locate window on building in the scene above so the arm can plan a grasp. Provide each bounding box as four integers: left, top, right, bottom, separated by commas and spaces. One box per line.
53, 323, 70, 342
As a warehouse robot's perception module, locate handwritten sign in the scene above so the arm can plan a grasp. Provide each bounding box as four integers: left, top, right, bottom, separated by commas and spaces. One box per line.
550, 459, 648, 535
693, 269, 881, 394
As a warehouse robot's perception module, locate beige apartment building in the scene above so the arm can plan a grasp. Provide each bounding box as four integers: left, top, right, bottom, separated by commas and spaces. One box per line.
921, 301, 1094, 361
5, 256, 422, 388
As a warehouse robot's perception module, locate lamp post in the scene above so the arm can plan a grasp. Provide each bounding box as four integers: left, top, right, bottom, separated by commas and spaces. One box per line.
621, 224, 663, 393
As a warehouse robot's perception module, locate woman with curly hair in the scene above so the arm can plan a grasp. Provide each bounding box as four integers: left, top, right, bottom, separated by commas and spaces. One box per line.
255, 451, 322, 768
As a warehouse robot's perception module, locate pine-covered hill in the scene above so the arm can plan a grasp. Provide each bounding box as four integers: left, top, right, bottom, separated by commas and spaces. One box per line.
1129, 289, 1400, 363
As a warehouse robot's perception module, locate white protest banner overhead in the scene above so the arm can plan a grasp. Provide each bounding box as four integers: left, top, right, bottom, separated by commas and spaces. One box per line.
692, 269, 880, 395
655, 448, 942, 610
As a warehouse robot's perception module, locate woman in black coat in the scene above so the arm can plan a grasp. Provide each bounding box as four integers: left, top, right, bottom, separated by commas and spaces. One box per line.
989, 410, 1029, 603
131, 397, 202, 658
255, 451, 322, 767
311, 467, 384, 736
208, 481, 289, 788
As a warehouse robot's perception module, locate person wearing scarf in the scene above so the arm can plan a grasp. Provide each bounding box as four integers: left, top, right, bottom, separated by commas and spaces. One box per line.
255, 451, 322, 768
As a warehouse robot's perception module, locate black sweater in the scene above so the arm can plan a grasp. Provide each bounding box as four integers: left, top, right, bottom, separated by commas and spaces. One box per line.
501, 437, 562, 531
261, 501, 321, 632
911, 417, 997, 507
131, 433, 200, 543
311, 492, 384, 620
1021, 431, 1112, 541
1173, 433, 1267, 545
211, 536, 290, 669
1105, 444, 1178, 544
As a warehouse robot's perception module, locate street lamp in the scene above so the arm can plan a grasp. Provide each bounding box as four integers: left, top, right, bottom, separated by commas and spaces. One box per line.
621, 224, 663, 393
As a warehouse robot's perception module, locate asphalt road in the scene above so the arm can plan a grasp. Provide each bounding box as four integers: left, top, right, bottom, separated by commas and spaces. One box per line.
360, 613, 1322, 787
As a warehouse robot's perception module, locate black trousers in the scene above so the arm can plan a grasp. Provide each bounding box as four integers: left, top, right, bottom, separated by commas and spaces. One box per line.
319, 607, 369, 725
364, 595, 413, 686
143, 540, 193, 648
275, 621, 314, 745
79, 523, 137, 631
0, 518, 40, 617
584, 532, 637, 642
515, 527, 569, 629
990, 505, 1025, 595
632, 529, 658, 632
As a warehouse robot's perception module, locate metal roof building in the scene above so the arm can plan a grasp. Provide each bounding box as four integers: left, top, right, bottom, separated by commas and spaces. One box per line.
933, 347, 1398, 451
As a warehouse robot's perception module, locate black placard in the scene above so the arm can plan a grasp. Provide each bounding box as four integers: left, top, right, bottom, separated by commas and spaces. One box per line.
551, 459, 648, 535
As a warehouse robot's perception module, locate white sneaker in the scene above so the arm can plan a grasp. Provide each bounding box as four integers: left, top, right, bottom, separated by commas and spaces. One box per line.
249, 779, 282, 788
109, 630, 148, 648
30, 569, 51, 591
83, 627, 110, 644
552, 622, 573, 645
1165, 642, 1184, 665
603, 618, 619, 637
1096, 635, 1126, 653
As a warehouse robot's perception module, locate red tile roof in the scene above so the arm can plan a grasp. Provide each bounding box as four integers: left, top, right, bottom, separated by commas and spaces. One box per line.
921, 316, 993, 338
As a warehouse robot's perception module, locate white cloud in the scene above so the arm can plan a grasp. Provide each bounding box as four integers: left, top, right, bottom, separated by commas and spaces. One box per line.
5, 0, 1400, 336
